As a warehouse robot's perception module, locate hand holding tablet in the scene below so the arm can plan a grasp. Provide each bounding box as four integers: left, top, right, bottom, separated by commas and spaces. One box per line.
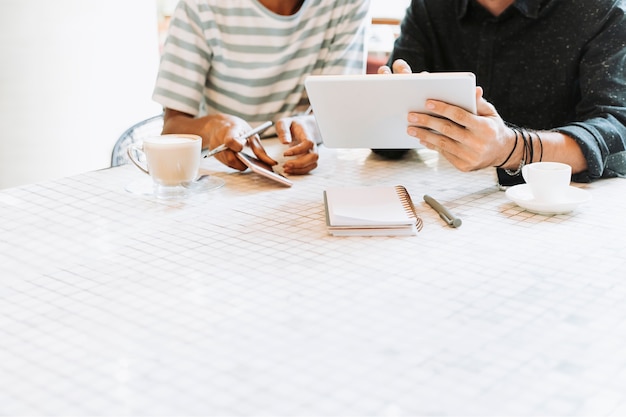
304, 72, 476, 149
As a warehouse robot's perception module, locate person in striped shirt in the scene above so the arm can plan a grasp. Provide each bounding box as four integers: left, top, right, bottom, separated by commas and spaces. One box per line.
153, 0, 370, 175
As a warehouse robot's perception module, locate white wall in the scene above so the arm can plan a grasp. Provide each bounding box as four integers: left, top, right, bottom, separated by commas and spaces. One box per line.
156, 0, 179, 17
0, 0, 162, 189
370, 0, 410, 20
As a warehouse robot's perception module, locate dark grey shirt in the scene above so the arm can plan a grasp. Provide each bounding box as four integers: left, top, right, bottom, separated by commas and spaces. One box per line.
389, 0, 626, 181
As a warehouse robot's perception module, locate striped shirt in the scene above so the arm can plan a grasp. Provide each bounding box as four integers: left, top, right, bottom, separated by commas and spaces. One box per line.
152, 0, 370, 124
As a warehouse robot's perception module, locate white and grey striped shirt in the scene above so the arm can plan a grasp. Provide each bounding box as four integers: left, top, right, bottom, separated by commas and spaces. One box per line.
153, 0, 370, 124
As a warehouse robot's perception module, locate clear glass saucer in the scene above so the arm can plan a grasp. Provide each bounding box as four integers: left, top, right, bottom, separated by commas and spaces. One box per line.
125, 175, 225, 199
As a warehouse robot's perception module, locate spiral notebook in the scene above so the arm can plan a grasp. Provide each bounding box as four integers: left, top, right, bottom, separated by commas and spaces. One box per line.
323, 185, 423, 236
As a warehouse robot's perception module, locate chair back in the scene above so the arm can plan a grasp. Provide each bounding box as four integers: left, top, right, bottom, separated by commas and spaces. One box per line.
111, 114, 164, 167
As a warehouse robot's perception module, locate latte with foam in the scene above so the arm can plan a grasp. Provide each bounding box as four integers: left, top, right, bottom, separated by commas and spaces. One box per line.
143, 135, 201, 186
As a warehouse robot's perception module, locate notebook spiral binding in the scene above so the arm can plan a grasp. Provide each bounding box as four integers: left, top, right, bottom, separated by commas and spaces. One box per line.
394, 185, 424, 232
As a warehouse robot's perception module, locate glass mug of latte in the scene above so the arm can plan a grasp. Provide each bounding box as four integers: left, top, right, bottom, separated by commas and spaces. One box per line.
127, 134, 202, 199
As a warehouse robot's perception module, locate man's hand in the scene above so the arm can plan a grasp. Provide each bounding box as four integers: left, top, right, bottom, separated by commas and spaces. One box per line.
378, 60, 514, 171
407, 87, 513, 171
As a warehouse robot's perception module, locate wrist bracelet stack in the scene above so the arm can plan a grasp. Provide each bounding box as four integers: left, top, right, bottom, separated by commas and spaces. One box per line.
496, 124, 544, 176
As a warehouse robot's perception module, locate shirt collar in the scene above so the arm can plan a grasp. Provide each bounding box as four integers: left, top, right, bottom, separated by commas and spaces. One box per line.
457, 0, 544, 19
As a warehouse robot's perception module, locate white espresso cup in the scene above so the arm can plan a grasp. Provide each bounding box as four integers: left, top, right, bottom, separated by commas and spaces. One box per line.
521, 162, 572, 203
127, 134, 202, 199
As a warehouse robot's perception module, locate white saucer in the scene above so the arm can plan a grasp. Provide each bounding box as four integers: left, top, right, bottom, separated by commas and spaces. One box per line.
506, 184, 591, 215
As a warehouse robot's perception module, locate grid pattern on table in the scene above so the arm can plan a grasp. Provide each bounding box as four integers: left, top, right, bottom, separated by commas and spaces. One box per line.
1, 146, 626, 416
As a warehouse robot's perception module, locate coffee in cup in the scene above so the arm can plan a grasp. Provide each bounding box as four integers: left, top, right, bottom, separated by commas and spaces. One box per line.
521, 161, 572, 203
128, 134, 202, 199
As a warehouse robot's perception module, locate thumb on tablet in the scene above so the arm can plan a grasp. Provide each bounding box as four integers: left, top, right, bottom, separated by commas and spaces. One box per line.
392, 59, 413, 74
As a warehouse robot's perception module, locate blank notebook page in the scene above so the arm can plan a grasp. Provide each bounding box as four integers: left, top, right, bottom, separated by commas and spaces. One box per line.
325, 185, 413, 226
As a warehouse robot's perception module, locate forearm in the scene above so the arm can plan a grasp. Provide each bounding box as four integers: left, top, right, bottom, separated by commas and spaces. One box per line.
498, 129, 587, 174
556, 117, 626, 180
162, 108, 239, 150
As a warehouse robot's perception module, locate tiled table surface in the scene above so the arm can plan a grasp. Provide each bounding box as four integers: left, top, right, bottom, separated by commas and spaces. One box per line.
1, 144, 625, 416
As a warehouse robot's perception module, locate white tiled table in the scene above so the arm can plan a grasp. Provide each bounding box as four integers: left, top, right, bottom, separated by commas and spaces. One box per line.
1, 143, 625, 416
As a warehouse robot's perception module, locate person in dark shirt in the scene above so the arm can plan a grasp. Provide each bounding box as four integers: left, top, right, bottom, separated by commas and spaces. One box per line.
378, 0, 626, 184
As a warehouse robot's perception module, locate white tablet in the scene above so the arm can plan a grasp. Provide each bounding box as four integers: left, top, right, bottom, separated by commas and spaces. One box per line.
304, 72, 477, 149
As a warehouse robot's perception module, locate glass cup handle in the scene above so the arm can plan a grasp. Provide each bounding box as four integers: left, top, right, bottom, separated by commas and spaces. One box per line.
127, 145, 149, 175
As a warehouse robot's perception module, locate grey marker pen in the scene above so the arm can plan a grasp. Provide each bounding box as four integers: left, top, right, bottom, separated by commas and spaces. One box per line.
423, 194, 462, 228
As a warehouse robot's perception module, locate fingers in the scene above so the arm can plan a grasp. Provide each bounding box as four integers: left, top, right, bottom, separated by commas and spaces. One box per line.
276, 115, 319, 146
407, 125, 453, 154
248, 135, 278, 166
422, 99, 475, 131
275, 119, 293, 144
284, 140, 315, 157
275, 118, 319, 174
406, 104, 470, 162
406, 93, 509, 171
214, 150, 247, 171
378, 59, 413, 75
475, 87, 499, 118
408, 109, 468, 142
283, 153, 319, 175
392, 59, 412, 74
413, 88, 495, 135
209, 124, 248, 170
406, 125, 478, 172
223, 135, 246, 152
476, 86, 484, 100
284, 121, 316, 155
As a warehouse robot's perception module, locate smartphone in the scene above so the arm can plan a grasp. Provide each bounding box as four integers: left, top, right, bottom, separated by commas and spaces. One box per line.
236, 152, 293, 187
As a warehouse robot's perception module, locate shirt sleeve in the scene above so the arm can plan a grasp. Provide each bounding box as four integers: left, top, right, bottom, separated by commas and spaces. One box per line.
319, 0, 370, 75
152, 0, 212, 116
553, 6, 626, 181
